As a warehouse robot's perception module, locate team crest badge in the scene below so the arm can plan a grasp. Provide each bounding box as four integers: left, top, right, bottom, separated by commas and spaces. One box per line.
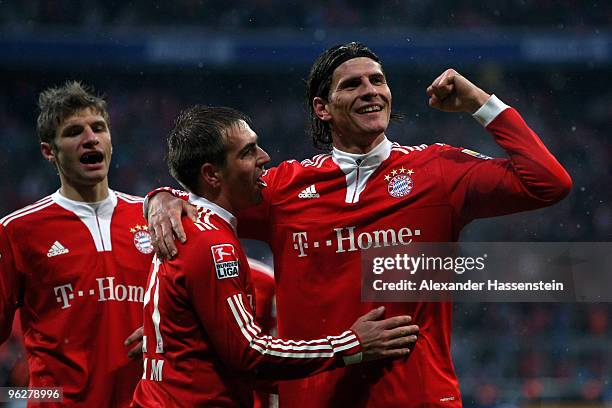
131, 225, 153, 254
384, 168, 414, 199
211, 244, 240, 279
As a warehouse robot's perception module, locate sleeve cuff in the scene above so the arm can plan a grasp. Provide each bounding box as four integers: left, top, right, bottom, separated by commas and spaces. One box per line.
472, 94, 510, 127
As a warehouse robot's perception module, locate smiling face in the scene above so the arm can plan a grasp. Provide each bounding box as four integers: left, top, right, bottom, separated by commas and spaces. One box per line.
41, 107, 112, 200
219, 120, 270, 212
315, 57, 392, 151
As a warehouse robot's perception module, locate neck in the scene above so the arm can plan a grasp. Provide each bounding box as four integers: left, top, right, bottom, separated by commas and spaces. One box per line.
197, 189, 236, 216
59, 180, 110, 202
332, 132, 385, 154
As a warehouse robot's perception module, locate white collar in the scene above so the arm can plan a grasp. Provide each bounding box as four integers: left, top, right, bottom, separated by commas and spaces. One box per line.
188, 192, 238, 232
332, 136, 392, 173
52, 189, 117, 218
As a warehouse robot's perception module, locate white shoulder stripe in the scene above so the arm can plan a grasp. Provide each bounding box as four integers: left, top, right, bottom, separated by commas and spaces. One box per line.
193, 210, 221, 232
1, 197, 55, 226
391, 142, 429, 155
115, 192, 144, 203
0, 196, 53, 223
203, 209, 219, 231
300, 154, 331, 169
193, 221, 209, 231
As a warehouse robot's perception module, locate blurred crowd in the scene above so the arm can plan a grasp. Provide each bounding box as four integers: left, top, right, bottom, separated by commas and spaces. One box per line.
1, 0, 610, 31
0, 2, 611, 404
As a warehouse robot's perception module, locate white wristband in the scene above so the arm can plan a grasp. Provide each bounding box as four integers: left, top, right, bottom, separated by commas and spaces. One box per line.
472, 94, 510, 127
342, 352, 363, 365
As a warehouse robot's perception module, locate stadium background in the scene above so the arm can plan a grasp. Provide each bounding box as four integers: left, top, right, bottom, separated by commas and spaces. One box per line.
0, 1, 610, 406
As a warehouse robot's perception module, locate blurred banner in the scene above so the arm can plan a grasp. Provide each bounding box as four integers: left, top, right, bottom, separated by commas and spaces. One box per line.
1, 31, 611, 68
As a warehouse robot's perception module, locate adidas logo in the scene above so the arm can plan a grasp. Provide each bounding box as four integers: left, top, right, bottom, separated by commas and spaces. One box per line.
298, 184, 320, 199
47, 241, 69, 258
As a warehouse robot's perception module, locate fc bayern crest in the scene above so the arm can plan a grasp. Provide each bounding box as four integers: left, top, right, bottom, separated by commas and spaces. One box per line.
387, 174, 413, 198
131, 225, 154, 254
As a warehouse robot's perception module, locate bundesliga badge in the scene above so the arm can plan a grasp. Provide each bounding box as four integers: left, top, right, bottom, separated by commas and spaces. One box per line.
385, 168, 414, 199
131, 225, 154, 254
211, 244, 240, 279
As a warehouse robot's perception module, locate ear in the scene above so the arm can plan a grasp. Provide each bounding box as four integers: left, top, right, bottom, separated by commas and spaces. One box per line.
41, 142, 56, 164
200, 162, 222, 189
313, 97, 332, 122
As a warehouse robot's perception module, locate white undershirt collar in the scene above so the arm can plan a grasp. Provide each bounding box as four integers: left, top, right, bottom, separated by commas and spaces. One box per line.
188, 193, 238, 232
52, 189, 117, 251
332, 137, 392, 204
332, 136, 392, 170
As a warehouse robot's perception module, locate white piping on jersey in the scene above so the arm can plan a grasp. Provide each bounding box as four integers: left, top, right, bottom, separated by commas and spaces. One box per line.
391, 142, 428, 155
1, 196, 54, 226
300, 154, 331, 169
333, 137, 393, 204
227, 293, 359, 358
52, 190, 118, 252
188, 193, 237, 233
115, 191, 144, 203
193, 209, 220, 232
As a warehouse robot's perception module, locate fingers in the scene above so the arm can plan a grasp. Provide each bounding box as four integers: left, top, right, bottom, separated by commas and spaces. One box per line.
384, 324, 419, 340
124, 326, 143, 346
382, 334, 418, 349
185, 202, 199, 222
124, 326, 144, 359
150, 217, 175, 259
427, 69, 459, 108
359, 306, 386, 322
127, 341, 143, 359
379, 315, 412, 330
379, 348, 411, 359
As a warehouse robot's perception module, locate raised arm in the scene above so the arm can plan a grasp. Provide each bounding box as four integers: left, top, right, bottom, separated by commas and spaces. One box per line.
427, 69, 572, 223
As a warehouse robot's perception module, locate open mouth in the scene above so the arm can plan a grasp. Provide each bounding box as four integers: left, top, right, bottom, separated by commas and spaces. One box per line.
256, 176, 267, 188
356, 105, 383, 114
80, 151, 104, 165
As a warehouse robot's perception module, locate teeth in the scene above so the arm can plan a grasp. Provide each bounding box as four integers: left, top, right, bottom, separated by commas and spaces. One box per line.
359, 106, 382, 113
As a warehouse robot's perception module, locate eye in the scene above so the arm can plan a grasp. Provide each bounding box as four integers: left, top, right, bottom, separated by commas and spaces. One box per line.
92, 123, 107, 132
371, 75, 385, 85
339, 79, 361, 90
65, 126, 83, 137
240, 145, 257, 159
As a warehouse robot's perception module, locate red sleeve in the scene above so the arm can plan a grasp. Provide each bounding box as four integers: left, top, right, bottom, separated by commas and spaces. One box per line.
0, 224, 20, 344
438, 107, 572, 225
184, 233, 361, 380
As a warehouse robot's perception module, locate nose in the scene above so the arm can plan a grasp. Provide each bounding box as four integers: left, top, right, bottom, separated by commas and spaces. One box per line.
257, 146, 271, 167
82, 126, 99, 146
361, 78, 378, 99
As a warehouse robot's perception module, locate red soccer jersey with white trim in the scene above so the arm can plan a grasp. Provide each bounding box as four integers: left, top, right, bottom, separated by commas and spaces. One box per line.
132, 207, 360, 408
233, 107, 572, 407
248, 259, 277, 408
0, 190, 153, 407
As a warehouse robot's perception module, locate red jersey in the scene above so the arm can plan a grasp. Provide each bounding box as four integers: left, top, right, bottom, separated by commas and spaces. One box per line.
248, 259, 277, 408
149, 97, 572, 407
248, 258, 276, 336
0, 190, 153, 407
132, 195, 361, 408
238, 98, 571, 407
